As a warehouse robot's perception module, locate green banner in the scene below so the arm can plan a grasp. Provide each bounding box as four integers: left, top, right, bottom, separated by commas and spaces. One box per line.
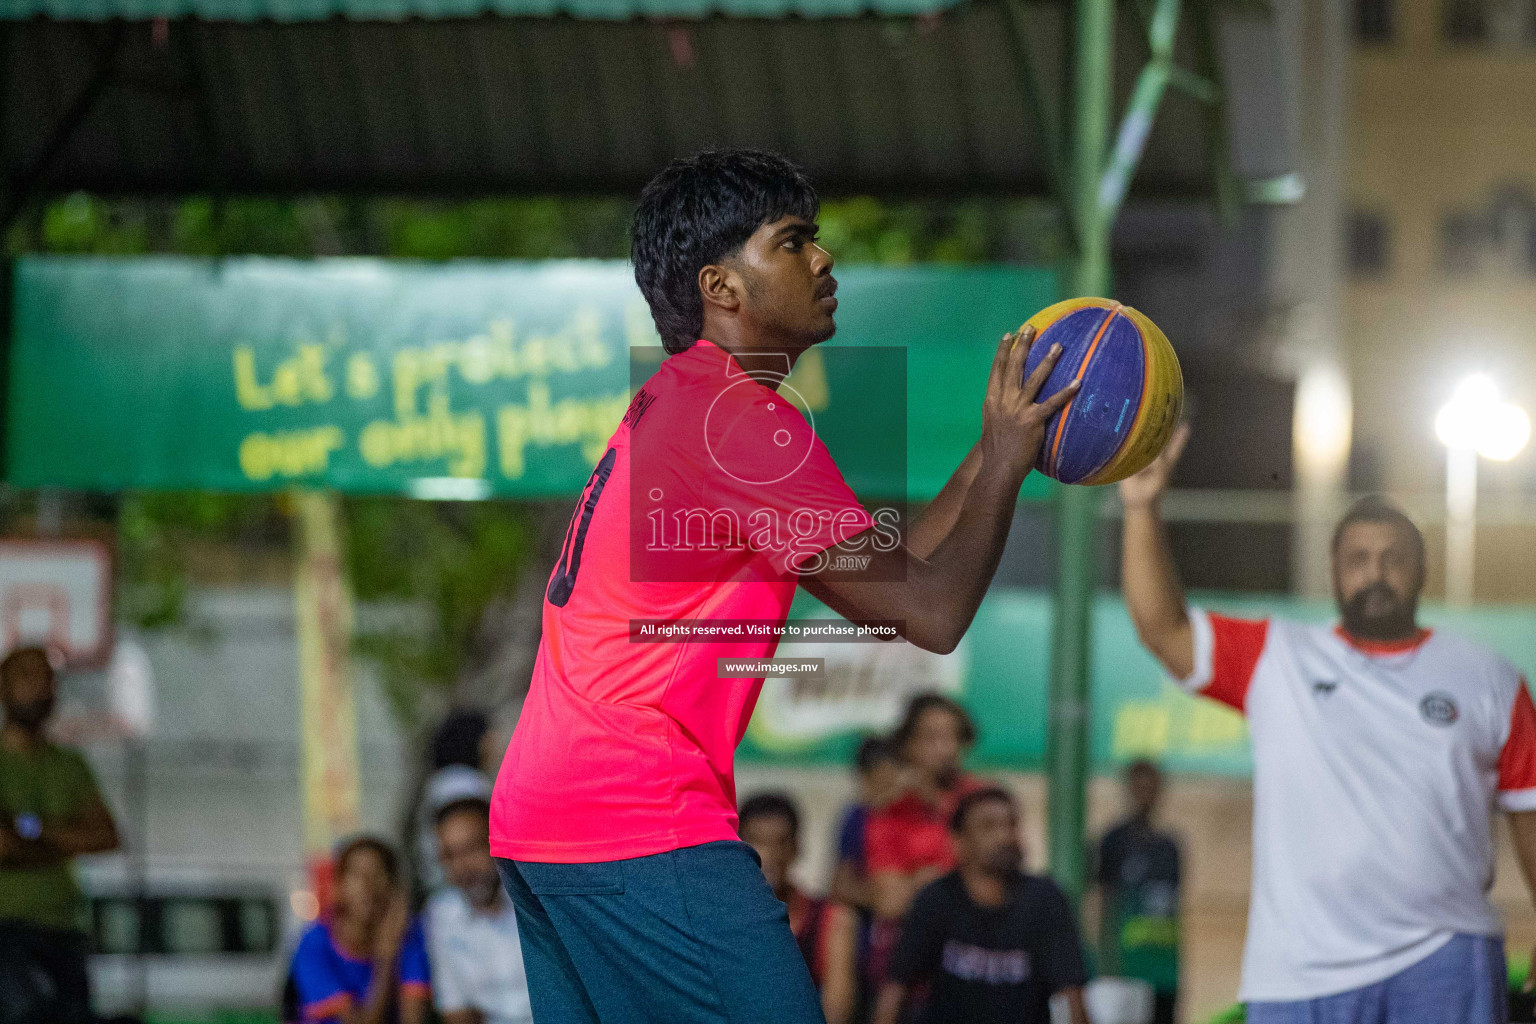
6, 256, 1058, 500
739, 591, 1536, 774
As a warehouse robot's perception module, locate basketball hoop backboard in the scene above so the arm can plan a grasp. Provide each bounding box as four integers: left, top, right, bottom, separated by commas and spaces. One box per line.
0, 539, 113, 668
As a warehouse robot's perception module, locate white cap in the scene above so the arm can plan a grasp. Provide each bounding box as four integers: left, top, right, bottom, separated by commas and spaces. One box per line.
426, 764, 493, 815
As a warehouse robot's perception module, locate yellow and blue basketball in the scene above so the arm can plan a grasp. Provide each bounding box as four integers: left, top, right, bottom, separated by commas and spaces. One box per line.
1021, 297, 1184, 486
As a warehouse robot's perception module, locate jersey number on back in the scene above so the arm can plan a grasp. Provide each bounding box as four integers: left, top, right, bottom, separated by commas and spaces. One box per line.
546, 447, 618, 607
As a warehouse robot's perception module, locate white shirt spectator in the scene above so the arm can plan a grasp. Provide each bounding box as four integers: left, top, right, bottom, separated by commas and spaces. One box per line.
426, 885, 533, 1024
416, 765, 494, 892
1182, 606, 1536, 1002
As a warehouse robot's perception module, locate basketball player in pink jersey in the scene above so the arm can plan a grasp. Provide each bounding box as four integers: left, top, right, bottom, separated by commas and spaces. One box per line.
488, 150, 1077, 1024
1121, 425, 1536, 1024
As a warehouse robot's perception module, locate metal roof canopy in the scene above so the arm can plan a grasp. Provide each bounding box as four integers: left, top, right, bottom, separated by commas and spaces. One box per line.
0, 0, 1293, 226
11, 0, 968, 17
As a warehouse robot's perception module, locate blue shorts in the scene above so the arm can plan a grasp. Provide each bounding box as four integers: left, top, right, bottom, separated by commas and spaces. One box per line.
495, 840, 825, 1024
1247, 933, 1507, 1024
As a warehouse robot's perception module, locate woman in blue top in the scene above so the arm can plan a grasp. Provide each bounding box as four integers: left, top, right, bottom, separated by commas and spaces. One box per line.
290, 836, 431, 1024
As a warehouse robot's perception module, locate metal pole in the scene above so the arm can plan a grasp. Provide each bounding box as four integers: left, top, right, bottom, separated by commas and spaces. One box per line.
1445, 446, 1476, 606
292, 490, 363, 907
1280, 0, 1352, 598
1293, 359, 1353, 597
126, 735, 148, 1017
1047, 487, 1099, 904
1046, 0, 1114, 906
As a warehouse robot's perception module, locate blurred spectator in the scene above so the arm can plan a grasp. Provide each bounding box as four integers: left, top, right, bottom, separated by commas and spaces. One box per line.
430, 710, 492, 778
865, 694, 982, 984
416, 710, 493, 893
0, 646, 119, 1024
829, 736, 906, 908
739, 793, 859, 1024
828, 736, 907, 1024
426, 797, 532, 1024
873, 787, 1090, 1024
1094, 760, 1181, 1024
290, 836, 431, 1024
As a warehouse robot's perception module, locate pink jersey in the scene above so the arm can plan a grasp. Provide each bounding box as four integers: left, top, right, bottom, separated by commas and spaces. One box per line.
1183, 607, 1536, 1000
490, 339, 874, 863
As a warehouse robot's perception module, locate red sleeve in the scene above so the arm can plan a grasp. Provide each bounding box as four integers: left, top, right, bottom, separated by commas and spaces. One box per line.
863, 809, 909, 874
1498, 680, 1536, 807
1201, 614, 1269, 713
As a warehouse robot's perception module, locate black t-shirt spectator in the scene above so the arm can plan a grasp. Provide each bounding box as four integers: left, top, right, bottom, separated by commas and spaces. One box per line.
1095, 819, 1181, 897
1095, 818, 1181, 997
889, 871, 1089, 1024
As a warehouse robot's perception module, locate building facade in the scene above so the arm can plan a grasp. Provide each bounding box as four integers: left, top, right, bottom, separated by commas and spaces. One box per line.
1347, 0, 1536, 599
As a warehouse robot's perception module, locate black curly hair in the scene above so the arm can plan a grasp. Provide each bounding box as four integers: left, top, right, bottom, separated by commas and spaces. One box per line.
334, 835, 400, 885
631, 150, 820, 355
738, 791, 800, 840
892, 692, 978, 755
949, 786, 1016, 834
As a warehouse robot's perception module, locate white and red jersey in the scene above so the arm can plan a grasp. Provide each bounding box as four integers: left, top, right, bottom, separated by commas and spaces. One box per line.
1181, 607, 1536, 1001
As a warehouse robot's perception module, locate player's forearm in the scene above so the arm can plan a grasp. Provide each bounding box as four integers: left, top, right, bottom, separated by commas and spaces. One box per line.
869, 871, 917, 920
802, 460, 1023, 654
1063, 987, 1092, 1024
40, 815, 119, 857
1121, 502, 1194, 679
822, 980, 855, 1024
1517, 811, 1536, 992
899, 459, 1022, 653
819, 908, 859, 1024
348, 957, 399, 1024
905, 442, 982, 560
811, 461, 1019, 654
398, 997, 429, 1024
830, 860, 869, 909
1507, 811, 1536, 913
871, 983, 907, 1024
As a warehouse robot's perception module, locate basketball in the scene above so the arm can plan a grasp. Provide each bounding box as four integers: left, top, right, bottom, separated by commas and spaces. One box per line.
1020, 297, 1184, 486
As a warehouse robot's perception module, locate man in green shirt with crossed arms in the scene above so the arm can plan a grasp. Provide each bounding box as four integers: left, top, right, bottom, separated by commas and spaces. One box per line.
0, 646, 120, 1024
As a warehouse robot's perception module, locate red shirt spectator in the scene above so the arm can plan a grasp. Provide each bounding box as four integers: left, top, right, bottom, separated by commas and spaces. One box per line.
786, 886, 846, 987
864, 694, 983, 986
864, 773, 986, 878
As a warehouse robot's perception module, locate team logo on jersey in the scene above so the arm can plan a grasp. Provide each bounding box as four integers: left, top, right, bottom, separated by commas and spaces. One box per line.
1312, 680, 1338, 698
1420, 691, 1459, 726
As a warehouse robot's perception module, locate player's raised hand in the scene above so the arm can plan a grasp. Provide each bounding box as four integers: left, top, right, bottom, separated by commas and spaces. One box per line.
980, 325, 1079, 483
1119, 421, 1191, 510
